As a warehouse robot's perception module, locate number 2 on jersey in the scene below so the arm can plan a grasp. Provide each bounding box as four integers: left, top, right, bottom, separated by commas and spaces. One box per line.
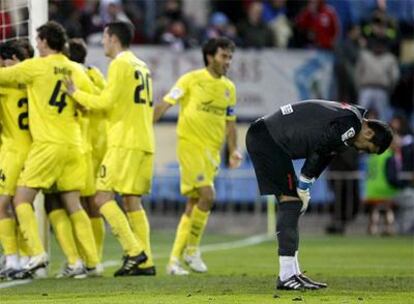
17, 98, 29, 130
134, 70, 153, 106
49, 80, 67, 113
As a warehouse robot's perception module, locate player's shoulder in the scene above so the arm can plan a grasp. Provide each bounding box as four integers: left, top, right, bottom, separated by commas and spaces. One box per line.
179, 68, 204, 83
221, 75, 236, 90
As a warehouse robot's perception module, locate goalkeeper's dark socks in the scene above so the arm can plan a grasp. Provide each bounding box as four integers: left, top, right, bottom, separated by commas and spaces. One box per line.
276, 200, 302, 256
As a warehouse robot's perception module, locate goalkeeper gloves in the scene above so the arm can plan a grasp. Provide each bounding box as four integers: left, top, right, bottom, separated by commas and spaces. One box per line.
297, 175, 315, 213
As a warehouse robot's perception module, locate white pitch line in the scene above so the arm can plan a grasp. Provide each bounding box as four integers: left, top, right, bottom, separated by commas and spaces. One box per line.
103, 233, 271, 267
0, 279, 32, 289
0, 234, 272, 289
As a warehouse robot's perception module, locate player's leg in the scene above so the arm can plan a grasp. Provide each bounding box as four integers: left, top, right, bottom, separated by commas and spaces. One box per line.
59, 191, 97, 274
183, 185, 214, 273
0, 148, 29, 277
246, 118, 321, 291
120, 150, 155, 275
95, 191, 147, 276
13, 186, 47, 272
86, 196, 105, 272
95, 148, 147, 276
166, 197, 194, 275
124, 195, 155, 276
45, 193, 85, 278
58, 146, 99, 273
0, 196, 19, 278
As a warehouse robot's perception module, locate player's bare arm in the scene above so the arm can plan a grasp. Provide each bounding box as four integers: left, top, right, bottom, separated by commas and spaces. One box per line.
226, 120, 242, 169
153, 101, 172, 123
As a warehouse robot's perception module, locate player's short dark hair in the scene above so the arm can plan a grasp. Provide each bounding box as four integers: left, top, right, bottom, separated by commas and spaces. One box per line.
202, 37, 235, 67
37, 21, 68, 52
367, 119, 394, 154
15, 39, 34, 58
0, 41, 26, 61
105, 21, 135, 48
68, 38, 87, 63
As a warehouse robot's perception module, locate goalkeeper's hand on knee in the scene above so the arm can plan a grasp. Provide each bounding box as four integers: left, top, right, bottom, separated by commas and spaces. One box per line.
297, 175, 315, 213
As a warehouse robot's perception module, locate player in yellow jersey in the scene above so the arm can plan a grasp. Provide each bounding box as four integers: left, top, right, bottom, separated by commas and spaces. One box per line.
65, 22, 154, 276
44, 38, 108, 278
68, 38, 107, 273
0, 21, 99, 279
0, 41, 31, 279
154, 37, 242, 275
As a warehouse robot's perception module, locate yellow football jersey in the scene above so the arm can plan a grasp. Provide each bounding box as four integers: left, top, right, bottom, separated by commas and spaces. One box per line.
0, 85, 31, 149
0, 54, 94, 146
73, 51, 154, 153
163, 68, 237, 151
84, 65, 107, 157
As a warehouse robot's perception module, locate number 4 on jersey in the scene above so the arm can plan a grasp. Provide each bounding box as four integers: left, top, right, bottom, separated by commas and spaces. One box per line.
49, 80, 67, 113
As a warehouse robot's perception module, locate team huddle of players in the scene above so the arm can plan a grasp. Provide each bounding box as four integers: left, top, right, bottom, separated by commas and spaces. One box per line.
0, 21, 241, 280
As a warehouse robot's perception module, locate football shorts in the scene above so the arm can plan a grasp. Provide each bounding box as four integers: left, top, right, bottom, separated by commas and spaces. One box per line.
0, 145, 30, 195
96, 147, 153, 195
18, 142, 85, 192
177, 139, 220, 198
81, 151, 96, 197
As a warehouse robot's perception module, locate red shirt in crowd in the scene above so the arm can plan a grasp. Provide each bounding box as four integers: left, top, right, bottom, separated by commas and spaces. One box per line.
296, 2, 340, 50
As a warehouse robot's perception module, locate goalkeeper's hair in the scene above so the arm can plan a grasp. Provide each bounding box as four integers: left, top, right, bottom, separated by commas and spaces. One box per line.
68, 38, 87, 63
202, 37, 235, 67
37, 21, 68, 52
0, 41, 26, 61
367, 119, 394, 154
105, 21, 135, 48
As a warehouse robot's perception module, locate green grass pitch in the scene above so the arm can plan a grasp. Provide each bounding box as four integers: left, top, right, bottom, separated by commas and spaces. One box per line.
0, 231, 413, 303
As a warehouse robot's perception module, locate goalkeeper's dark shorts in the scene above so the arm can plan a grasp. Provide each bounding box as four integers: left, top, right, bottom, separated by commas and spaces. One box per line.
246, 118, 298, 198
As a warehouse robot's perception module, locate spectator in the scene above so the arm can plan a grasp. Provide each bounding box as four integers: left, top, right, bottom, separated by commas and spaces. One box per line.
237, 1, 274, 48
355, 39, 400, 122
334, 25, 366, 103
295, 0, 340, 50
204, 12, 239, 44
262, 0, 292, 48
326, 148, 360, 235
160, 20, 191, 51
386, 117, 414, 235
154, 0, 193, 44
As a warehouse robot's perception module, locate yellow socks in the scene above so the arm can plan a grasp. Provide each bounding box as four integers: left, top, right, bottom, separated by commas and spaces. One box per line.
49, 209, 81, 265
127, 210, 153, 267
169, 214, 190, 262
15, 203, 44, 256
90, 217, 105, 262
17, 226, 31, 257
186, 206, 210, 255
0, 218, 17, 255
70, 209, 98, 268
100, 200, 143, 256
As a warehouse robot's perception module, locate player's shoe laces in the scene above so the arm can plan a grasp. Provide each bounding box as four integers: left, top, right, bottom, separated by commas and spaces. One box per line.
298, 273, 327, 288
183, 249, 207, 273
166, 260, 189, 276
24, 253, 48, 273
113, 251, 147, 277
277, 274, 320, 290
56, 262, 87, 279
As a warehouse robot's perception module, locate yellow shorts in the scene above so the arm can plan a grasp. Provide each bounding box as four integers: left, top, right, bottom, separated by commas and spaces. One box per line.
0, 146, 29, 195
81, 151, 95, 197
96, 147, 153, 195
177, 139, 220, 198
18, 142, 85, 192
